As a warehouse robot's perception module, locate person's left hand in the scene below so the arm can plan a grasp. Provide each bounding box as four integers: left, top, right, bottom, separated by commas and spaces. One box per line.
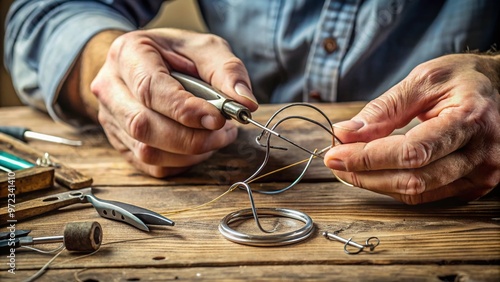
324, 53, 500, 204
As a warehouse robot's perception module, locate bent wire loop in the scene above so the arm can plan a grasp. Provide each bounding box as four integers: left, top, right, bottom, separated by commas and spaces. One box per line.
219, 103, 343, 246
323, 231, 380, 255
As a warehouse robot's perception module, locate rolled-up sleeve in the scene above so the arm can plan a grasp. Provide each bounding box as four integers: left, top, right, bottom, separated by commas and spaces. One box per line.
4, 0, 164, 123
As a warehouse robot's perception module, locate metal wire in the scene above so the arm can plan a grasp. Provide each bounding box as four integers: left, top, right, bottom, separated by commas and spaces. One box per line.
219, 103, 341, 246
244, 103, 338, 194
219, 207, 314, 246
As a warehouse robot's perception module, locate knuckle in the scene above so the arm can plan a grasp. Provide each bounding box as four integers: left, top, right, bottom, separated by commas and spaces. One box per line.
134, 142, 159, 164
361, 94, 402, 133
134, 73, 152, 108
349, 172, 364, 188
397, 173, 427, 195
465, 102, 490, 130
112, 31, 141, 47
90, 79, 102, 96
184, 133, 210, 155
97, 111, 108, 127
171, 96, 198, 126
222, 57, 245, 71
411, 61, 451, 86
359, 153, 374, 171
108, 33, 130, 60
364, 97, 395, 120
90, 72, 111, 99
126, 111, 150, 142
198, 33, 229, 48
400, 141, 432, 168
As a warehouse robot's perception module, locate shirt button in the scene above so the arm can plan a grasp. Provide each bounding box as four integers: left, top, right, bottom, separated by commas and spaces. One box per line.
309, 90, 322, 101
322, 37, 338, 53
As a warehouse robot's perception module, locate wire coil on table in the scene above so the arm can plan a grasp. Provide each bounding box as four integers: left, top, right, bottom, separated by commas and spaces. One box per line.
219, 207, 314, 247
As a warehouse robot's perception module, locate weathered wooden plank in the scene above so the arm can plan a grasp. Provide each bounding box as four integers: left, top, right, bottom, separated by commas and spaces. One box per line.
0, 184, 497, 272
2, 265, 499, 282
0, 132, 93, 189
0, 166, 54, 198
1, 105, 497, 282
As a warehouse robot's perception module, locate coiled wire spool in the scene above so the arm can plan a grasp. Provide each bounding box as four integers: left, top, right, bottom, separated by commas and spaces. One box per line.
219, 207, 314, 246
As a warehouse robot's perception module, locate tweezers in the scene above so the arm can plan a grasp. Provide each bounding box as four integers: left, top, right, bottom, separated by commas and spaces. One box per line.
0, 188, 174, 231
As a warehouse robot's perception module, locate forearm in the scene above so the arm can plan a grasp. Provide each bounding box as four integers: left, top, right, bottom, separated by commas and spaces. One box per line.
58, 30, 125, 123
5, 0, 163, 126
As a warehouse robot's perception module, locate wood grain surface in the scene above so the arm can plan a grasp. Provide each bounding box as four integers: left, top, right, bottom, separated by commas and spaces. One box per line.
0, 166, 54, 198
0, 104, 498, 282
0, 132, 93, 189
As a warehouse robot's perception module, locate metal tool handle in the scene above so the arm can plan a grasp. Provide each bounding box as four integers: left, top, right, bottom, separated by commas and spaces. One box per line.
170, 72, 252, 124
85, 194, 150, 231
85, 194, 174, 232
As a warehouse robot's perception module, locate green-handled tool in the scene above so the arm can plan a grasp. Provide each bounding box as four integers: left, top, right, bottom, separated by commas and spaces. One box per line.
0, 150, 55, 197
0, 150, 34, 171
0, 133, 92, 189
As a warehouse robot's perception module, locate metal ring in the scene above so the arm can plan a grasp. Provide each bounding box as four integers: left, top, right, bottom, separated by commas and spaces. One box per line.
218, 207, 314, 247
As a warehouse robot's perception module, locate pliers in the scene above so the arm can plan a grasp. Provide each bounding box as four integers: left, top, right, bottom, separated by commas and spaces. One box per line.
0, 188, 174, 232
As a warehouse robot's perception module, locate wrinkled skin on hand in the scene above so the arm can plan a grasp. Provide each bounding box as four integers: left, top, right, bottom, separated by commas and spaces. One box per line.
324, 54, 500, 204
91, 29, 258, 177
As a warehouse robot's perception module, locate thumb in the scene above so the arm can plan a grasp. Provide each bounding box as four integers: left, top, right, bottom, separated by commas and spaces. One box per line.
209, 58, 259, 112
166, 30, 259, 112
333, 84, 422, 143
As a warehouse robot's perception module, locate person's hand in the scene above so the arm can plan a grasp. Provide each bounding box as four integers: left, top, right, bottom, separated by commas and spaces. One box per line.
90, 28, 258, 177
324, 54, 500, 204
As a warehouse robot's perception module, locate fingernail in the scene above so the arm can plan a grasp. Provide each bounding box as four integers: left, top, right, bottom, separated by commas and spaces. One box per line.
201, 115, 218, 130
234, 82, 258, 106
326, 159, 346, 171
332, 120, 364, 132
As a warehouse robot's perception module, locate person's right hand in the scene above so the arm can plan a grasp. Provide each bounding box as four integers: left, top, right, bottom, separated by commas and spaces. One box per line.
90, 28, 258, 177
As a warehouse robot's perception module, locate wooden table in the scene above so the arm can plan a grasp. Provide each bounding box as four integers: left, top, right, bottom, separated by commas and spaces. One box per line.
0, 104, 499, 281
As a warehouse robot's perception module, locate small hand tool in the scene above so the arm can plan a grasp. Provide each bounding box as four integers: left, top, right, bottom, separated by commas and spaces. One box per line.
171, 72, 321, 157
0, 133, 93, 189
0, 150, 55, 198
0, 221, 102, 253
0, 150, 34, 170
0, 165, 10, 172
0, 126, 82, 146
0, 188, 174, 232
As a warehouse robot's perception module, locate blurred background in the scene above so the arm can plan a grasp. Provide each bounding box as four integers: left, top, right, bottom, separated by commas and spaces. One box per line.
0, 0, 206, 107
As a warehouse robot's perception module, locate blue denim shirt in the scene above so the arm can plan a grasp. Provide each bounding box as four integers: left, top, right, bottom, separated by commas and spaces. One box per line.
4, 0, 499, 124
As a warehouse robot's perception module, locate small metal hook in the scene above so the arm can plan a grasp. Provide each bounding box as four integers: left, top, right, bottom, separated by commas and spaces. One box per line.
323, 231, 380, 255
